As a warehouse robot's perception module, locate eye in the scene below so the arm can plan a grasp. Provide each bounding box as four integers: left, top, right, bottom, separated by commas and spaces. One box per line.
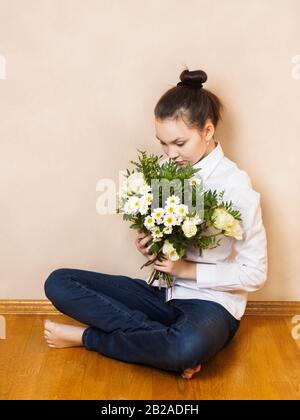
177, 143, 185, 147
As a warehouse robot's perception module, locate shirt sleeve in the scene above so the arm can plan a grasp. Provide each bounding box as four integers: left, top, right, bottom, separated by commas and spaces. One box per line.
195, 186, 268, 293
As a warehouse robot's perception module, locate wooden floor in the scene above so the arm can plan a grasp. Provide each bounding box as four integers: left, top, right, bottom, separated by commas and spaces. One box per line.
0, 314, 300, 400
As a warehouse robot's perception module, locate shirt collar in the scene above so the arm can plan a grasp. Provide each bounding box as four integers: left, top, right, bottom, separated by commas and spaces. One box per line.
192, 139, 224, 182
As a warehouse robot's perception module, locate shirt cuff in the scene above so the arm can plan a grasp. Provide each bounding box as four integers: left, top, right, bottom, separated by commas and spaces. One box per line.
196, 262, 218, 288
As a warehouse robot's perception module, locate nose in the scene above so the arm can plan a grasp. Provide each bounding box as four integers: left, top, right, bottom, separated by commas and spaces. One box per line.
167, 147, 180, 160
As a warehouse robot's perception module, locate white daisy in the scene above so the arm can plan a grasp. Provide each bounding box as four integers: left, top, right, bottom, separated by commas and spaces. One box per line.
166, 195, 180, 206
151, 226, 163, 240
163, 213, 177, 227
139, 204, 150, 215
189, 177, 201, 187
163, 226, 173, 234
144, 215, 155, 229
127, 196, 141, 214
151, 208, 165, 224
140, 193, 153, 206
175, 204, 189, 218
164, 204, 176, 214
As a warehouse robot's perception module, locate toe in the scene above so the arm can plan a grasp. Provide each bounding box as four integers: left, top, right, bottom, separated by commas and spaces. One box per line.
44, 320, 53, 331
181, 372, 192, 379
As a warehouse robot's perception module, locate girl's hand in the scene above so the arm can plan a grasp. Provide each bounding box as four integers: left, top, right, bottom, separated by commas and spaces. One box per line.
153, 257, 185, 277
153, 257, 197, 279
135, 229, 157, 261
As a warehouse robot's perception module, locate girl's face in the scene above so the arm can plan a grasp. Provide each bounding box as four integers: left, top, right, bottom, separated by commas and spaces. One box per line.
155, 117, 215, 168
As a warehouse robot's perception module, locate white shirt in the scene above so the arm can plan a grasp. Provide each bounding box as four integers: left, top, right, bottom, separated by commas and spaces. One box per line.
148, 140, 268, 320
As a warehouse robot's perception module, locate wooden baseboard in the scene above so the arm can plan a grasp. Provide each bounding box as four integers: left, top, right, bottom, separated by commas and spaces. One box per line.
0, 299, 300, 316
0, 300, 59, 315
245, 301, 300, 316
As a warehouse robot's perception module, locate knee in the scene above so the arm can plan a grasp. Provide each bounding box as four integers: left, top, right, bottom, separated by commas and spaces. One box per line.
167, 333, 210, 371
44, 268, 70, 302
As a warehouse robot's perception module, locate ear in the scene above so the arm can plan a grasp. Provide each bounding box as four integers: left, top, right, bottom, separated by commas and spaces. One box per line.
203, 119, 215, 141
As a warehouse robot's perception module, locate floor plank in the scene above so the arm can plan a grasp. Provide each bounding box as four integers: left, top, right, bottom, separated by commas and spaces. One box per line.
0, 315, 299, 400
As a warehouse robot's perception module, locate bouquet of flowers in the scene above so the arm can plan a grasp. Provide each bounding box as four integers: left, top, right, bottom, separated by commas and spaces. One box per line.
117, 150, 243, 291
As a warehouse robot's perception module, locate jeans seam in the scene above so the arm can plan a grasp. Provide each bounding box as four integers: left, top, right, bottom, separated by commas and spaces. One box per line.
75, 275, 164, 301
118, 312, 189, 336
109, 277, 166, 301
71, 278, 162, 331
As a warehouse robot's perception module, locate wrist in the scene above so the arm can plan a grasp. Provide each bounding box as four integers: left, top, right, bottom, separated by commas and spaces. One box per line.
175, 260, 196, 280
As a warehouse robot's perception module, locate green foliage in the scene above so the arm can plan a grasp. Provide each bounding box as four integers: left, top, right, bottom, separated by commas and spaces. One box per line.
159, 159, 201, 182
130, 149, 163, 185
219, 200, 242, 221
129, 149, 202, 185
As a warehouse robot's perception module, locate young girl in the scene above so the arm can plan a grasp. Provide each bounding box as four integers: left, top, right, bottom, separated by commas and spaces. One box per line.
43, 69, 268, 380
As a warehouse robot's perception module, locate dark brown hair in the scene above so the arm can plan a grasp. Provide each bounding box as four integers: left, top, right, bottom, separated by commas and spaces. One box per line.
154, 68, 223, 132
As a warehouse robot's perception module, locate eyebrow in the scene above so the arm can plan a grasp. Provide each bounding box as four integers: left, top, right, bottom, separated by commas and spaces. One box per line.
155, 135, 186, 144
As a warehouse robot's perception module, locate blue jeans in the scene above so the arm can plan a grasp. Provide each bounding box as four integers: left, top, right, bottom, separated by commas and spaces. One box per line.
44, 268, 240, 374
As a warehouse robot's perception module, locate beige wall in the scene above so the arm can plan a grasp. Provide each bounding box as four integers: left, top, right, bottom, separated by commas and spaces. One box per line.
0, 0, 299, 300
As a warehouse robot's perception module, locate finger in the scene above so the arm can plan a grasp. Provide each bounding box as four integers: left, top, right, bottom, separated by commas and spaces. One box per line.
140, 235, 153, 247
153, 259, 165, 266
135, 238, 143, 250
136, 236, 146, 249
148, 253, 157, 261
148, 254, 157, 261
154, 264, 167, 272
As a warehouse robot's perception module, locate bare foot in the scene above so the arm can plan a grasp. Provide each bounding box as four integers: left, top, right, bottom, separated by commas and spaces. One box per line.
181, 363, 202, 379
44, 319, 86, 349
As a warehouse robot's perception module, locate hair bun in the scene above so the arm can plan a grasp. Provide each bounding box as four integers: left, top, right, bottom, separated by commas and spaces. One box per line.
177, 69, 207, 89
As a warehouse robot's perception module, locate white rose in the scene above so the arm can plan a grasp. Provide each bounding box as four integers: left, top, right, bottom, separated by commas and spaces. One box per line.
182, 219, 197, 238
212, 208, 235, 230
162, 240, 180, 261
127, 172, 150, 195
169, 250, 180, 261
162, 239, 175, 255
224, 219, 244, 240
